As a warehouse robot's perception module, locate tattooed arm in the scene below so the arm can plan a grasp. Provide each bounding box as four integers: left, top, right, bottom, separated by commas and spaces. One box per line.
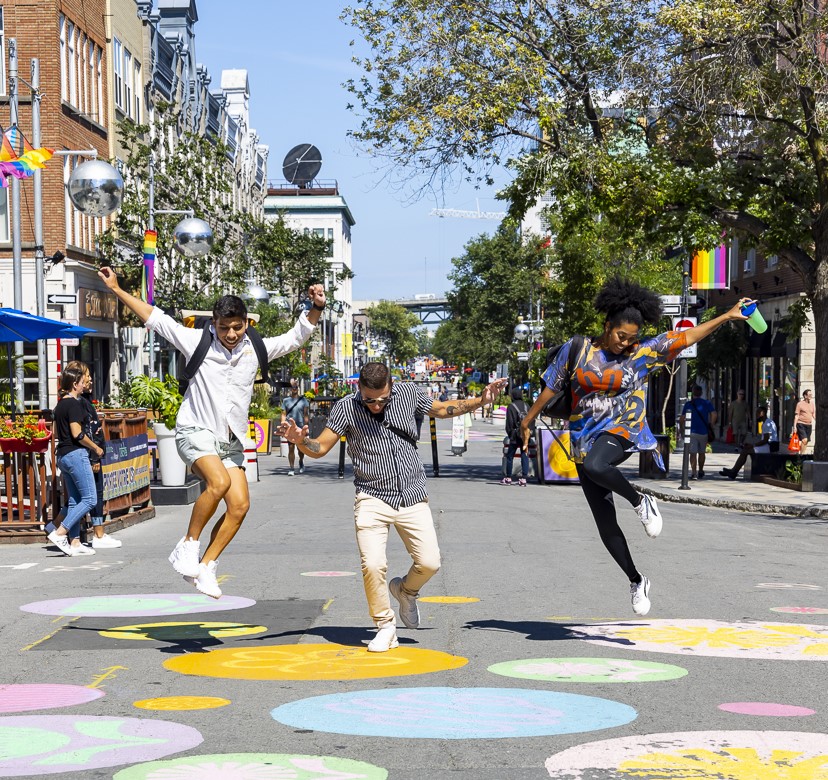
276, 419, 341, 459
429, 378, 508, 419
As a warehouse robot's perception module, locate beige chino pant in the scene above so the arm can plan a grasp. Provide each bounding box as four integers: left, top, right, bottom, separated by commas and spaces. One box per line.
354, 492, 441, 627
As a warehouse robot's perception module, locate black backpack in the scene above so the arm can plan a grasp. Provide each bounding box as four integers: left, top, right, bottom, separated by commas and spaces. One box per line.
541, 334, 586, 420
177, 317, 269, 395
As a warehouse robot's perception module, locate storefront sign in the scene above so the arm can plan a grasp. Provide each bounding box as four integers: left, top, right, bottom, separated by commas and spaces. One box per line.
80, 288, 118, 321
102, 434, 150, 500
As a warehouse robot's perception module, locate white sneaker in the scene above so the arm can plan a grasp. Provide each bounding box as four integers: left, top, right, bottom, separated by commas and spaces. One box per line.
288, 470, 295, 476
367, 624, 399, 652
187, 560, 222, 599
70, 544, 96, 556
92, 534, 122, 549
298, 465, 305, 474
389, 576, 420, 629
169, 537, 201, 577
631, 576, 651, 616
635, 494, 663, 538
47, 530, 73, 556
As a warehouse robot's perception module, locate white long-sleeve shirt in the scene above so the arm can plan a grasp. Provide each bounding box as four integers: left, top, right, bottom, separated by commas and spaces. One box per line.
146, 308, 315, 446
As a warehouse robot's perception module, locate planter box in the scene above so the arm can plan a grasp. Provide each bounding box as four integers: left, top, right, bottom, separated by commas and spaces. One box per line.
0, 432, 52, 453
802, 461, 828, 492
758, 476, 802, 492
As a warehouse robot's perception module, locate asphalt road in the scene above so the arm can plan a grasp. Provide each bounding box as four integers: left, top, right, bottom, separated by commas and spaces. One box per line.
1, 418, 827, 779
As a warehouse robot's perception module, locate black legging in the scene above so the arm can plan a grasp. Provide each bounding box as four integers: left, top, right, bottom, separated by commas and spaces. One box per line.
575, 433, 642, 583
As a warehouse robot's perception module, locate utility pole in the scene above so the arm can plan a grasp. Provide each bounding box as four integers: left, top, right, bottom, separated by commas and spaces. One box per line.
678, 253, 692, 489
147, 154, 156, 379
8, 39, 24, 411
31, 58, 48, 410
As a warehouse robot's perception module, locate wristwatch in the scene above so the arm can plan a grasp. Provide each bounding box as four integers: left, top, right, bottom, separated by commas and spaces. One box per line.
312, 302, 325, 311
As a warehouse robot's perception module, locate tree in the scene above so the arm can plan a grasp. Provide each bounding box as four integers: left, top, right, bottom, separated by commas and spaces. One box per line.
414, 328, 434, 356
363, 301, 421, 364
346, 0, 828, 458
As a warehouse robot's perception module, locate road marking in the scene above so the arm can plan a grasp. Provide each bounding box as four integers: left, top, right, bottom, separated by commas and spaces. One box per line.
20, 617, 79, 652
87, 665, 128, 689
322, 598, 334, 611
0, 562, 38, 570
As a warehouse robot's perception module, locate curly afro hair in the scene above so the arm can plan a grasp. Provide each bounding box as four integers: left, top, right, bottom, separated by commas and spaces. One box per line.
593, 276, 662, 328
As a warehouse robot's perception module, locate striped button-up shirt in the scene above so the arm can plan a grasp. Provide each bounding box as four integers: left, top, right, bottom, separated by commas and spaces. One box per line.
326, 383, 434, 508
146, 307, 315, 446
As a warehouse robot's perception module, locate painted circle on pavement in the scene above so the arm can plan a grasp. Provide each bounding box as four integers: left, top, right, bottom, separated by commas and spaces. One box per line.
419, 596, 479, 604
133, 696, 230, 711
719, 702, 816, 717
20, 594, 255, 617
164, 643, 467, 681
577, 618, 828, 660
0, 714, 202, 776
271, 687, 636, 739
0, 684, 103, 713
544, 730, 828, 778
113, 753, 388, 779
300, 571, 356, 577
756, 582, 822, 590
771, 606, 828, 615
488, 657, 688, 684
99, 621, 267, 642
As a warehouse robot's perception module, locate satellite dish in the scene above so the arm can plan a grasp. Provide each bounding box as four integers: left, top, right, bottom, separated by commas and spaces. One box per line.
282, 143, 322, 187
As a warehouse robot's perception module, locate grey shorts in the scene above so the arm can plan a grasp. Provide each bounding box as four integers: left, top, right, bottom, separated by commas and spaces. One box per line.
175, 425, 245, 470
689, 432, 708, 454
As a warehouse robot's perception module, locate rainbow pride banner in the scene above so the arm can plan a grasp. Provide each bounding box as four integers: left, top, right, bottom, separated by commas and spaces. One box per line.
141, 229, 157, 305
691, 245, 729, 289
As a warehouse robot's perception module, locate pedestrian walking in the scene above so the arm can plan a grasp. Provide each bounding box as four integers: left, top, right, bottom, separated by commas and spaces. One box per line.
46, 361, 104, 557
279, 361, 506, 652
98, 266, 324, 598
281, 383, 310, 476
793, 389, 815, 454
502, 387, 532, 486
728, 389, 750, 447
720, 406, 778, 479
520, 277, 753, 616
80, 369, 122, 549
680, 385, 717, 479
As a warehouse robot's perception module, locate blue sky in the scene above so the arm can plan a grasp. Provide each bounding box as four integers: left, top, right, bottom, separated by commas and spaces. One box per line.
194, 0, 507, 301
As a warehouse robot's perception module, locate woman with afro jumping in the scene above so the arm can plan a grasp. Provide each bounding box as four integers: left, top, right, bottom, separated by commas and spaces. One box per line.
521, 277, 752, 615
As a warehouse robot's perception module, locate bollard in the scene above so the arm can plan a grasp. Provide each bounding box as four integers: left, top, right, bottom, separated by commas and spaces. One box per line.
679, 406, 692, 490
430, 416, 439, 477
338, 436, 346, 479
244, 445, 258, 483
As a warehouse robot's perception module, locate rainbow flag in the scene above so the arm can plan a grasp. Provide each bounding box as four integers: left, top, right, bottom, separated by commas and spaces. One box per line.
142, 229, 157, 305
691, 245, 729, 289
0, 126, 54, 185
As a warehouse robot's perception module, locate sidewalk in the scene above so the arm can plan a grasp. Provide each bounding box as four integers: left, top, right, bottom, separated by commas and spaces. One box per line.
620, 449, 828, 519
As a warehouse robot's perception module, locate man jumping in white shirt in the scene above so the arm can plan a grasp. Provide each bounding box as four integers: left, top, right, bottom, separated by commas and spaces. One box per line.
99, 266, 324, 597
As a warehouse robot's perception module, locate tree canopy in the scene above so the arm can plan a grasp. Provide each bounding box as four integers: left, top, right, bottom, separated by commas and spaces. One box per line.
363, 301, 421, 364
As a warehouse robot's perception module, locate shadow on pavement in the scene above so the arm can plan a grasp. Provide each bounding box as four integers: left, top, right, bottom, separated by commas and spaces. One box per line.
238, 625, 421, 647
462, 619, 636, 647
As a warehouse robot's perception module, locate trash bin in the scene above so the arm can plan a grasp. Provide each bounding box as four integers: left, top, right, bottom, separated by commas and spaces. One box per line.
638, 434, 671, 479
308, 395, 339, 439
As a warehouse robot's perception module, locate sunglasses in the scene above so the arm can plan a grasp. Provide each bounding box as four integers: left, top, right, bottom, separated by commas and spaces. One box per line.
361, 395, 391, 408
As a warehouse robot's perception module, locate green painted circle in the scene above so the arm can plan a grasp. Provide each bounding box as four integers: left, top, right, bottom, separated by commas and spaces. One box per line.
113, 753, 388, 779
488, 657, 688, 683
0, 725, 70, 759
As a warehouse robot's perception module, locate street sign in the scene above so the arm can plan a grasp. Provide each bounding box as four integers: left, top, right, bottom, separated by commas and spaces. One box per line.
516, 352, 530, 361
672, 316, 697, 358
662, 304, 682, 316
47, 294, 77, 305
660, 294, 699, 318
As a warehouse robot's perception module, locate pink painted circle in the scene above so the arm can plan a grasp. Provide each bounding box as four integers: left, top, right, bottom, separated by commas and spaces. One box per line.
0, 684, 103, 713
19, 594, 255, 617
300, 571, 356, 577
719, 702, 816, 717
771, 606, 828, 615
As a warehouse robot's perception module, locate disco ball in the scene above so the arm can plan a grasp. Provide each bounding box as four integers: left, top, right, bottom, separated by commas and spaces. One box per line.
244, 283, 270, 302
513, 322, 531, 340
172, 217, 213, 258
66, 159, 124, 217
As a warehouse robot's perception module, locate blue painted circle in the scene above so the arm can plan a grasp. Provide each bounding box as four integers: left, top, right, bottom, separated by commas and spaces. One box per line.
271, 687, 636, 739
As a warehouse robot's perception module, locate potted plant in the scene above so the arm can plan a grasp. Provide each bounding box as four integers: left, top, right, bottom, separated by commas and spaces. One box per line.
129, 375, 185, 486
0, 414, 52, 453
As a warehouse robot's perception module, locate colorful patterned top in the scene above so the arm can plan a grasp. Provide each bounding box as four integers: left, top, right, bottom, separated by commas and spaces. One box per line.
541, 331, 688, 464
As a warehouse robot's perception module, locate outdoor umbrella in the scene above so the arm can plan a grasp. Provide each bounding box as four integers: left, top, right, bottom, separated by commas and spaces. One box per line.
0, 308, 95, 416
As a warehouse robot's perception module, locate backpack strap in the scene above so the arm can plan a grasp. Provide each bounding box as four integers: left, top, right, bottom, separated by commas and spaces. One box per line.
246, 327, 269, 385
178, 326, 213, 395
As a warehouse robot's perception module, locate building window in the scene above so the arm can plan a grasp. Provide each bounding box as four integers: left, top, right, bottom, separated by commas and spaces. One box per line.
744, 247, 755, 275
729, 237, 739, 280
767, 254, 779, 269
88, 39, 97, 120
113, 38, 123, 110
59, 15, 68, 101
313, 228, 325, 238
67, 22, 76, 106
0, 189, 9, 243
0, 9, 6, 97
133, 61, 142, 121
124, 49, 133, 118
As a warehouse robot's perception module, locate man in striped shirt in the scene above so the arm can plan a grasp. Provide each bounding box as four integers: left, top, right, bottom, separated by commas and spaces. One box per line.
280, 362, 506, 652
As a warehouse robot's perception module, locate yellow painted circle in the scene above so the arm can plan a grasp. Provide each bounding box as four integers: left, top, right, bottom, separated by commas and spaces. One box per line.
547, 430, 579, 479
419, 596, 480, 604
163, 643, 468, 681
99, 621, 267, 641
133, 696, 231, 710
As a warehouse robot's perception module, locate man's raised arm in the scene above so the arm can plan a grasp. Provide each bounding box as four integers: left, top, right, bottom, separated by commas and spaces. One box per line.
98, 267, 154, 323
277, 419, 340, 459
429, 378, 507, 419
